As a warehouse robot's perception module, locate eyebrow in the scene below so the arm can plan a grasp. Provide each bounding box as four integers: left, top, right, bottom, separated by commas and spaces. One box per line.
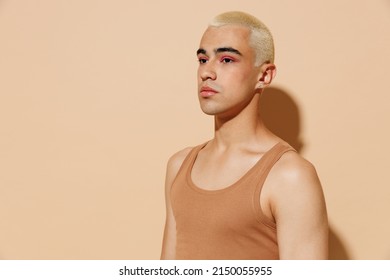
196, 47, 242, 56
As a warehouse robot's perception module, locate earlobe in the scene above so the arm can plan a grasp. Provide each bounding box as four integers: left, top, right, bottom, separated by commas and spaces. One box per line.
256, 82, 264, 89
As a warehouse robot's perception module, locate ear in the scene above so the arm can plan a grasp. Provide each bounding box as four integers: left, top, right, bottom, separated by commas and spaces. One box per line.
256, 63, 276, 89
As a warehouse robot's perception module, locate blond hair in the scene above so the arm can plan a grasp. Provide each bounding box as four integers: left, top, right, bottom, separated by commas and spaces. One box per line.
209, 11, 274, 66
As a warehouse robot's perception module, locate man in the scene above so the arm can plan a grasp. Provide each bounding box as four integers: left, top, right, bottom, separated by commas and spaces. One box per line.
161, 11, 328, 260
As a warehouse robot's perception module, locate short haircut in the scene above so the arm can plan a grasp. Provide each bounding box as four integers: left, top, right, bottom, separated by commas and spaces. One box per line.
209, 11, 274, 66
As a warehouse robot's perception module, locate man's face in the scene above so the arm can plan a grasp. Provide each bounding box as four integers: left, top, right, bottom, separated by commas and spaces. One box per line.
197, 24, 261, 119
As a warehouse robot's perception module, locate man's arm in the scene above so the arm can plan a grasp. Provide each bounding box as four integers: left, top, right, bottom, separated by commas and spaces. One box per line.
160, 147, 192, 260
269, 152, 328, 259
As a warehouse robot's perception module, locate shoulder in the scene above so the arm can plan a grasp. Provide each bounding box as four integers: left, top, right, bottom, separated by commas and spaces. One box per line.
167, 147, 193, 172
272, 150, 320, 187
165, 146, 194, 184
267, 150, 326, 217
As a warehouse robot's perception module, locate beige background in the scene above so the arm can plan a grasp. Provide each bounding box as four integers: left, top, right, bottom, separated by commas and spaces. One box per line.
0, 0, 389, 259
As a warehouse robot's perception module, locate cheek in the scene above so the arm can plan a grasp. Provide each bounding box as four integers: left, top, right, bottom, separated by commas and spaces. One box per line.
228, 70, 257, 88
228, 64, 256, 79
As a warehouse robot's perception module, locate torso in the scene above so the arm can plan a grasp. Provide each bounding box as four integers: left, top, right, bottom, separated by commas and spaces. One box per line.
190, 140, 290, 222
170, 140, 297, 259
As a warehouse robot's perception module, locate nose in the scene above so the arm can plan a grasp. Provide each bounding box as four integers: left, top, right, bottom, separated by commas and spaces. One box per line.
199, 61, 216, 81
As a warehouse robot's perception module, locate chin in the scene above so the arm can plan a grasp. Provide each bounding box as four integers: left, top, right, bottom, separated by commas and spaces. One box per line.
200, 108, 218, 116
199, 103, 220, 115
200, 106, 232, 118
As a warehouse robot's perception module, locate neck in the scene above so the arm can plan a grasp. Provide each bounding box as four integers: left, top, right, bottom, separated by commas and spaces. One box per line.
212, 94, 272, 150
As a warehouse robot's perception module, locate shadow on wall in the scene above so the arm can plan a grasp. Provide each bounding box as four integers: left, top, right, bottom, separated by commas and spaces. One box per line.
260, 87, 350, 260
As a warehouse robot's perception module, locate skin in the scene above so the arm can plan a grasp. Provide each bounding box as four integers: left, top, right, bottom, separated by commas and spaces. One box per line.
161, 24, 328, 260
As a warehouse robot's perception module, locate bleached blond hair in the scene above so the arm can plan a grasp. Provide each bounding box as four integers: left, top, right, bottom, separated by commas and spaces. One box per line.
209, 11, 274, 66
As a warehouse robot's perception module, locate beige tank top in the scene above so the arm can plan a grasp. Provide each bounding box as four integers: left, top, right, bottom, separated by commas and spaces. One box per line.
170, 142, 295, 260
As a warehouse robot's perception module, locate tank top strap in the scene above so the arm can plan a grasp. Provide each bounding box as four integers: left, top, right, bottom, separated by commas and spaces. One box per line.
252, 142, 296, 228
253, 142, 296, 178
171, 142, 209, 188
186, 142, 209, 166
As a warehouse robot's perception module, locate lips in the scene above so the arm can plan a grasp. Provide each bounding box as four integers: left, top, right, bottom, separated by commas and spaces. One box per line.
200, 86, 219, 97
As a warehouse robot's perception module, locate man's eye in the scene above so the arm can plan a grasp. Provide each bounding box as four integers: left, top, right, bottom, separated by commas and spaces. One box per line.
221, 57, 234, 63
198, 58, 208, 64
